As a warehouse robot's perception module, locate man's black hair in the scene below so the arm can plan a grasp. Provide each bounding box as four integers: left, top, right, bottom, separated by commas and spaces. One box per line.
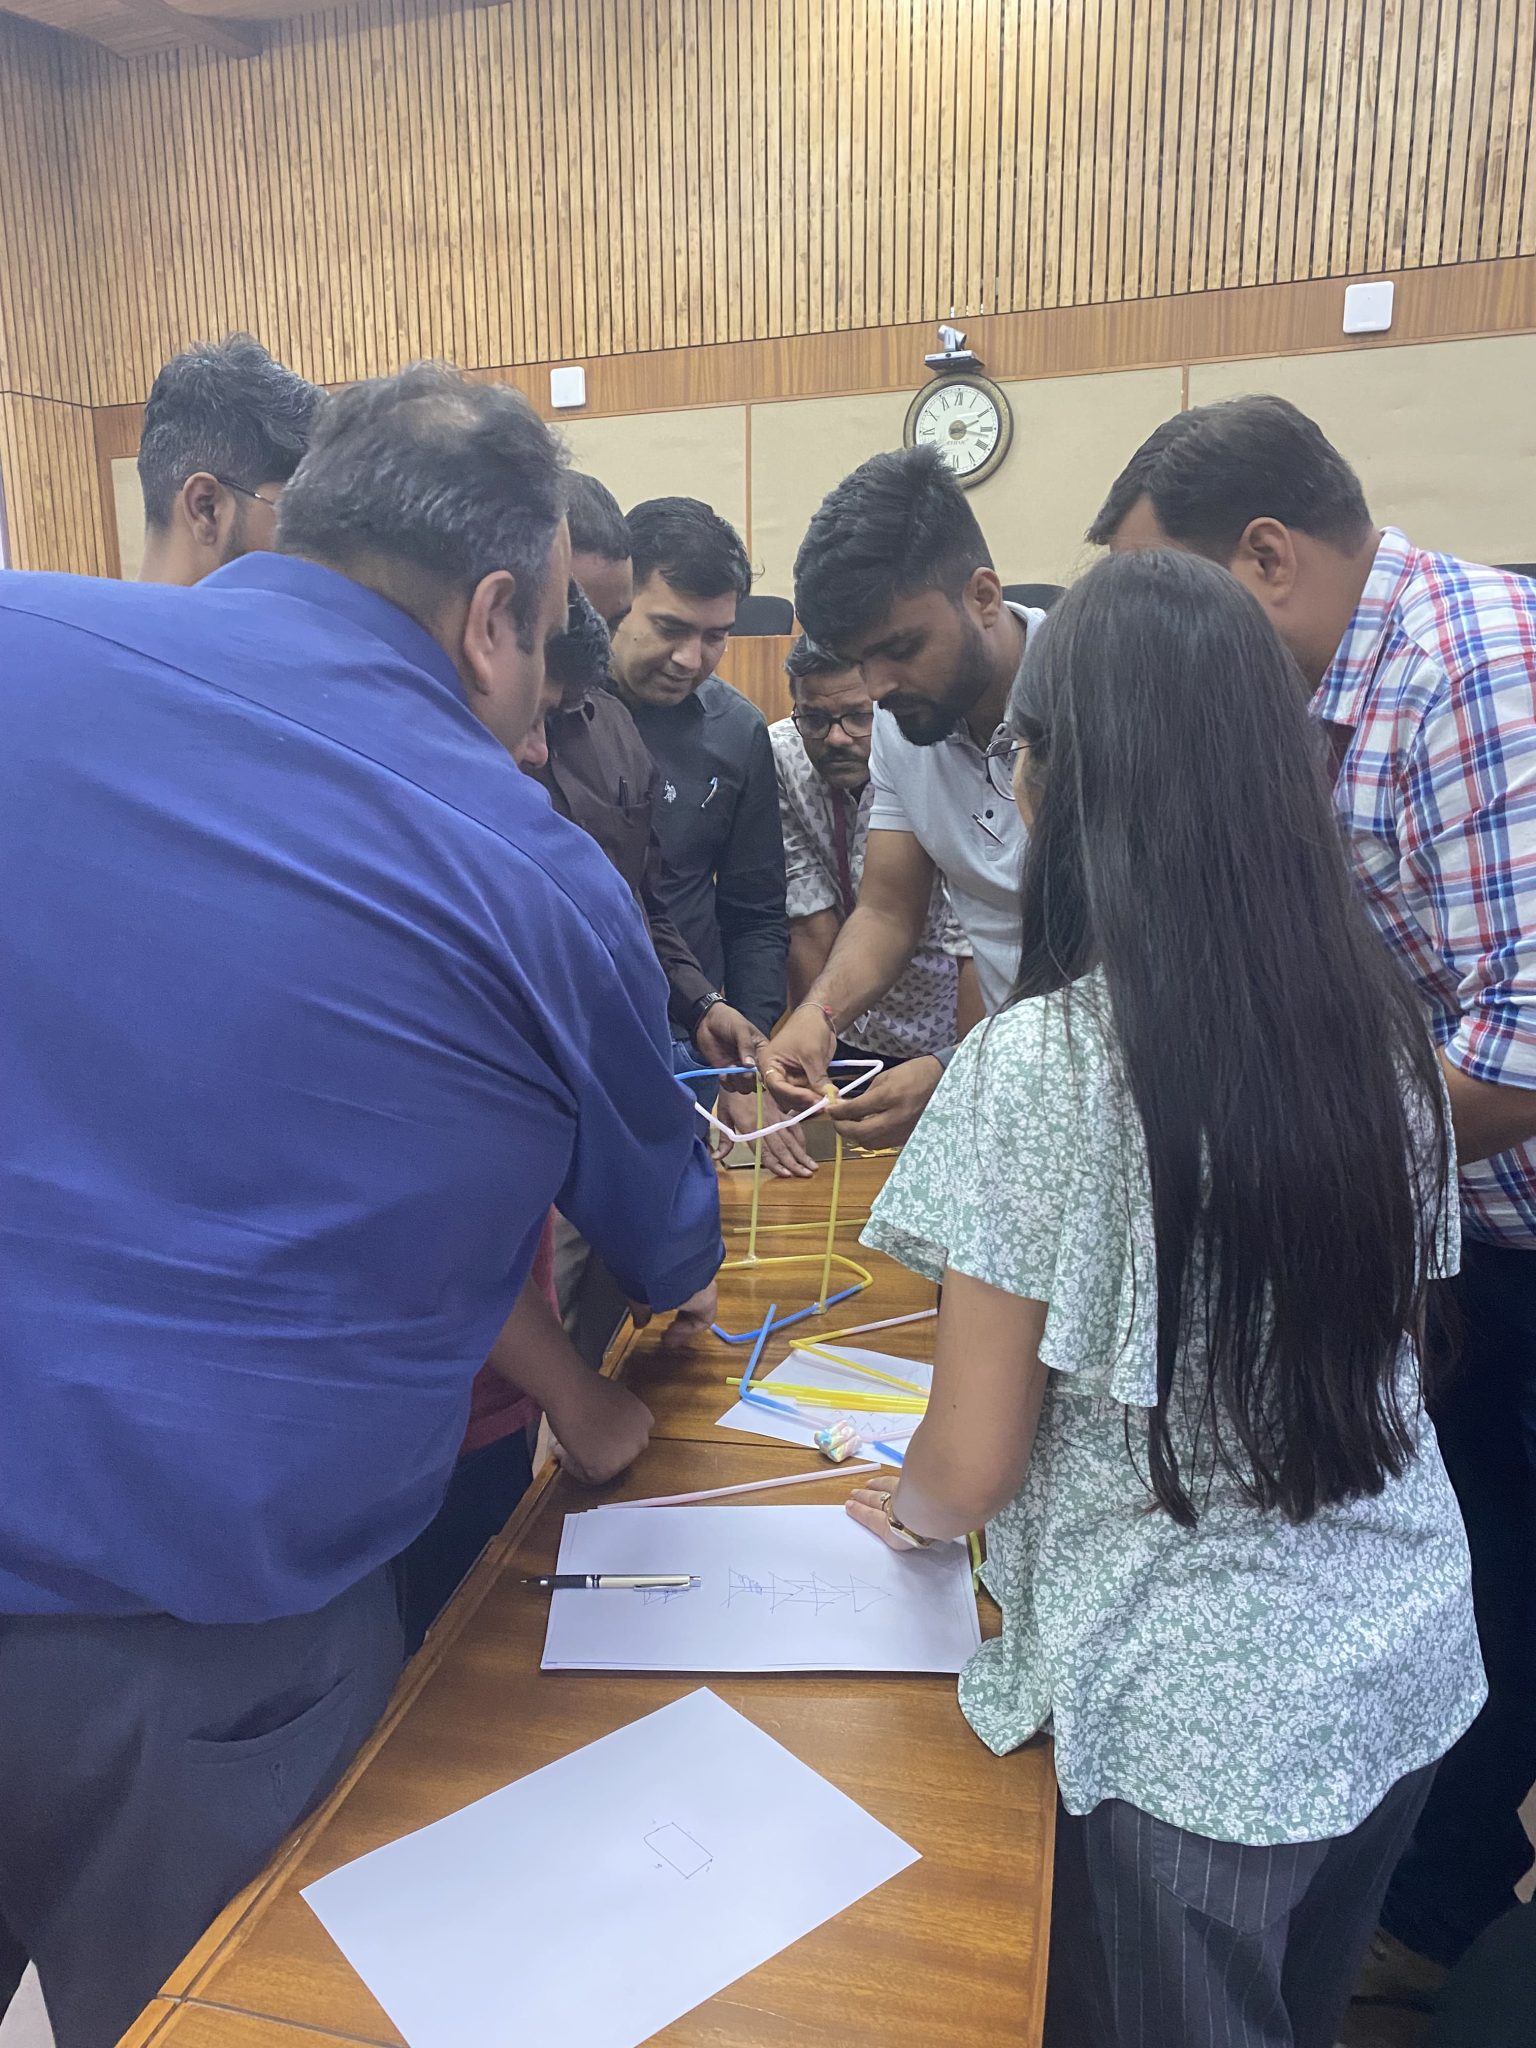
783, 632, 852, 699
792, 445, 992, 648
276, 362, 566, 649
1087, 394, 1374, 558
565, 472, 630, 562
626, 496, 752, 602
137, 334, 322, 528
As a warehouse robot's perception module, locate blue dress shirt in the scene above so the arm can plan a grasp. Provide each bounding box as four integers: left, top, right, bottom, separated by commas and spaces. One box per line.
0, 555, 721, 1623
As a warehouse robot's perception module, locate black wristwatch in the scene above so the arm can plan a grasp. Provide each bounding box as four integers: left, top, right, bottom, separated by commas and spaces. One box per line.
689, 990, 726, 1035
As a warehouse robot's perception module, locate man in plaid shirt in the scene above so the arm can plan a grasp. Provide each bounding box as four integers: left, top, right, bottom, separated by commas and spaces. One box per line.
1092, 395, 1536, 1995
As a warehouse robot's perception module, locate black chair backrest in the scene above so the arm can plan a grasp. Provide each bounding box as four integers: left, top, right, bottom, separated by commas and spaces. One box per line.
1002, 582, 1066, 611
1496, 563, 1536, 583
730, 594, 795, 636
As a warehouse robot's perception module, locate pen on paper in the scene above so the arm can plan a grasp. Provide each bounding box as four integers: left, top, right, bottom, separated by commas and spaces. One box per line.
523, 1574, 701, 1591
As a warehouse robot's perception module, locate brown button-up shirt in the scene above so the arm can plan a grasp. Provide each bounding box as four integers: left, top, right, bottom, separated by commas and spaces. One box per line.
537, 686, 715, 1032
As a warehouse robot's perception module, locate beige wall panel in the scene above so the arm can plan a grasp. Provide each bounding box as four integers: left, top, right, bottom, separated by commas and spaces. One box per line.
978, 368, 1187, 584
748, 388, 911, 597
750, 368, 1186, 597
112, 454, 145, 581
558, 407, 748, 543
1190, 337, 1536, 566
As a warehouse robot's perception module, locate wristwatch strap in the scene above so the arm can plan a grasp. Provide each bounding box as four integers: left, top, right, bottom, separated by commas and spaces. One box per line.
689, 990, 726, 1032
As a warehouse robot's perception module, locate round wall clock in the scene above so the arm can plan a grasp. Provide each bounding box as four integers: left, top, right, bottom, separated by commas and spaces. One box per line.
903, 373, 1013, 487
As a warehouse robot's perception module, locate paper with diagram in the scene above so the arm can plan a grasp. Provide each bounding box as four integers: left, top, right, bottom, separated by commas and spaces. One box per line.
302, 1687, 919, 2048
541, 1504, 980, 1674
717, 1344, 932, 1468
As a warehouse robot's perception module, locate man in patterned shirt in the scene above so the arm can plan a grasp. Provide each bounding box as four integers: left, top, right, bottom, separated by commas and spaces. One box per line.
1092, 393, 1536, 1994
761, 636, 979, 1177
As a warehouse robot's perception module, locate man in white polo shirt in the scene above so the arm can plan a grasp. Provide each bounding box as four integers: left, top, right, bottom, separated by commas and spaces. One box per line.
758, 447, 1043, 1145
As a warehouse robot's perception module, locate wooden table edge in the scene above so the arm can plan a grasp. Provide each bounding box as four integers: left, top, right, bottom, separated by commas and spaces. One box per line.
116, 1999, 181, 2048
137, 1184, 1059, 2039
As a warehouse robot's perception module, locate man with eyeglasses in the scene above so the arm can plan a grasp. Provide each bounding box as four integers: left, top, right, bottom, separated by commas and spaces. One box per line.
759, 447, 1043, 1150
136, 334, 322, 587
759, 636, 979, 1176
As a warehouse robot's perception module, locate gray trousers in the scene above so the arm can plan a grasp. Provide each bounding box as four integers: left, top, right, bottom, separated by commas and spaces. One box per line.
0, 1566, 402, 2048
1044, 1764, 1437, 2048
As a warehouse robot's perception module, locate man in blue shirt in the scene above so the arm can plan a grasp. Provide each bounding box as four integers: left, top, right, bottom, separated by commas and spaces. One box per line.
0, 364, 721, 2047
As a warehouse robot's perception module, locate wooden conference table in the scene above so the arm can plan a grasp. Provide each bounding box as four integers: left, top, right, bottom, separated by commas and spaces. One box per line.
121, 1155, 1056, 2048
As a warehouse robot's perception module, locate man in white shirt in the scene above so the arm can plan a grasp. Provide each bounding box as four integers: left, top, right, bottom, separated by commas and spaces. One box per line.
759, 446, 1042, 1146
762, 636, 980, 1172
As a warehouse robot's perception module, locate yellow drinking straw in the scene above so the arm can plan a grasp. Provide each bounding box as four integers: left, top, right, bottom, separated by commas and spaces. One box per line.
816, 1116, 844, 1310
790, 1341, 928, 1396
718, 1071, 872, 1320
725, 1380, 926, 1413
744, 1071, 766, 1263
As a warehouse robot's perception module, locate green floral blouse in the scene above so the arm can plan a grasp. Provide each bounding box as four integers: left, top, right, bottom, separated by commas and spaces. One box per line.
862, 978, 1486, 1845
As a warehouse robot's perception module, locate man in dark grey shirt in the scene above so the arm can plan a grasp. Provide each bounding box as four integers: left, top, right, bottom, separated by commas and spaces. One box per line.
608, 499, 788, 1093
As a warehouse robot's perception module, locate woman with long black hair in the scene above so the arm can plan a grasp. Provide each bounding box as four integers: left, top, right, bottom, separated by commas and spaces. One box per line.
850, 548, 1485, 2048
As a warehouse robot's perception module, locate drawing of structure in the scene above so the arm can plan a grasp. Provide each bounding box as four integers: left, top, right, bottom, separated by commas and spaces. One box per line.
723, 1569, 890, 1616
644, 1823, 713, 1879
639, 1584, 694, 1606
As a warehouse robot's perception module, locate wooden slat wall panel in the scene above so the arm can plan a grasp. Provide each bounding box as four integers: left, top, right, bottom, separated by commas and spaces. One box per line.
8, 0, 1536, 410
0, 394, 110, 574
0, 14, 91, 404
3, 0, 1536, 569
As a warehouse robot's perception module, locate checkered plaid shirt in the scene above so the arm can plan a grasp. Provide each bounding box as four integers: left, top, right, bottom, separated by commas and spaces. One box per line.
1315, 528, 1536, 1247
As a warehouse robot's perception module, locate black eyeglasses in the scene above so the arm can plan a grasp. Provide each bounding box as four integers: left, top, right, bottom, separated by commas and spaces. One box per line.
215, 477, 281, 509
791, 706, 875, 742
984, 733, 1026, 802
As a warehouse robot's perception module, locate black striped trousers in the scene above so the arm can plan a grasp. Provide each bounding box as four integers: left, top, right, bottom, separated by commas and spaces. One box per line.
1043, 1764, 1436, 2048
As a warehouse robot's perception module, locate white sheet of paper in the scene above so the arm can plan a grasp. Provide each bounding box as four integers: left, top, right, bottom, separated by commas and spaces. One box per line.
717, 1344, 933, 1467
302, 1688, 919, 2048
541, 1504, 980, 1674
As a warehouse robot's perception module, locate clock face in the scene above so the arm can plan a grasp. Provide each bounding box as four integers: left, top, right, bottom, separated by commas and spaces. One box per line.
903, 374, 1012, 487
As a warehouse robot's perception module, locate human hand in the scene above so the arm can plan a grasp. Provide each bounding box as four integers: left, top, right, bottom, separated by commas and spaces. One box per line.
665, 1280, 719, 1342
756, 1003, 837, 1112
711, 1086, 817, 1179
825, 1055, 941, 1150
630, 1281, 719, 1343
548, 1371, 654, 1486
693, 1002, 764, 1092
845, 1483, 926, 1550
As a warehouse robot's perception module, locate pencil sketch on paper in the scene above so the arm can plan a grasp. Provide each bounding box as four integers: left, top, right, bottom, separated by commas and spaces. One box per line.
723, 1569, 891, 1616
643, 1822, 713, 1879
640, 1584, 695, 1607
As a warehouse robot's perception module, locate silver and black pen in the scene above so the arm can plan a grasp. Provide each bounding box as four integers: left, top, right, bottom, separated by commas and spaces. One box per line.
522, 1573, 700, 1591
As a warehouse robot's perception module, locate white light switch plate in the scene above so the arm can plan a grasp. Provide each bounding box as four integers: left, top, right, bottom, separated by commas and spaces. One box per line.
549, 364, 586, 409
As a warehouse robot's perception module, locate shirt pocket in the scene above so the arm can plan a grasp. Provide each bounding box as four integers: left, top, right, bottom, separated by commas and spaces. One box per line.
608, 798, 652, 894
691, 772, 741, 862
